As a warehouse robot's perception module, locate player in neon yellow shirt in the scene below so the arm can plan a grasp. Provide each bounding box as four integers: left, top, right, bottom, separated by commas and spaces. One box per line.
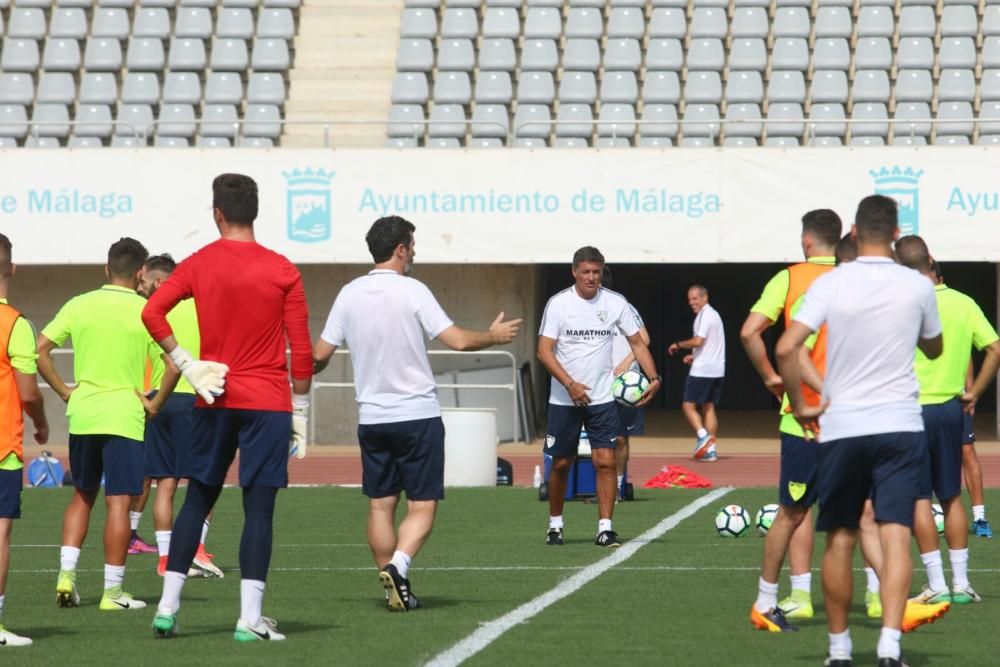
0, 234, 48, 648
37, 238, 179, 612
896, 238, 1000, 606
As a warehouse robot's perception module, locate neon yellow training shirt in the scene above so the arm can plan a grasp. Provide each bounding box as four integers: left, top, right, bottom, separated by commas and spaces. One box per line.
148, 298, 200, 395
749, 257, 834, 438
915, 284, 999, 405
41, 285, 161, 442
0, 297, 37, 470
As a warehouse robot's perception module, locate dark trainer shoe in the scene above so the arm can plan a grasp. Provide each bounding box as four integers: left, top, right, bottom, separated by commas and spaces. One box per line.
546, 527, 563, 546
379, 564, 414, 612
595, 530, 622, 547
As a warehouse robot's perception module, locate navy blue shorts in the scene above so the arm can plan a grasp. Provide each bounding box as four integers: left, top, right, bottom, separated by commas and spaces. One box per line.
144, 392, 195, 478
188, 408, 291, 488
616, 403, 645, 438
68, 434, 144, 496
816, 431, 927, 531
544, 402, 618, 458
921, 398, 964, 501
357, 417, 445, 501
963, 411, 975, 445
0, 468, 22, 519
683, 375, 723, 405
779, 433, 820, 508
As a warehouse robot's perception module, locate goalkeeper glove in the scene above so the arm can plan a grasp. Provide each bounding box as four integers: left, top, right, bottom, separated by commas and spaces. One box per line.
169, 346, 229, 404
290, 393, 309, 459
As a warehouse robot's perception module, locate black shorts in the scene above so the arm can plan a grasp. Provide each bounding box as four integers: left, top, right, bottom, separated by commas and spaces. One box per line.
357, 416, 445, 501
0, 468, 22, 518
963, 410, 975, 445
69, 434, 144, 496
779, 433, 820, 508
144, 392, 195, 479
816, 431, 926, 531
544, 402, 618, 458
616, 403, 645, 438
188, 407, 291, 488
921, 398, 964, 501
683, 375, 723, 405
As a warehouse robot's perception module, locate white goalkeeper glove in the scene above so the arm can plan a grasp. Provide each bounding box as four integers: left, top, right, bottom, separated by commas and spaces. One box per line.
290, 393, 309, 459
169, 346, 229, 404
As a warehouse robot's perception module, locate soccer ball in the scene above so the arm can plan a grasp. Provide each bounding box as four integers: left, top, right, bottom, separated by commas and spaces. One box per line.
612, 370, 650, 407
932, 503, 945, 535
715, 505, 751, 538
755, 504, 780, 536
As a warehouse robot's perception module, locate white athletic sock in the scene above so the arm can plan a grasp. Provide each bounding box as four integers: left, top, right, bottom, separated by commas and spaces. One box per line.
789, 572, 811, 595
921, 550, 947, 591
865, 567, 881, 594
130, 511, 142, 532
389, 550, 412, 579
200, 518, 211, 546
949, 548, 970, 589
754, 577, 779, 613
240, 579, 265, 626
549, 515, 563, 530
616, 475, 624, 490
828, 630, 852, 660
0, 593, 5, 617
972, 505, 986, 522
158, 571, 187, 615
696, 427, 709, 439
598, 519, 613, 534
104, 564, 125, 591
876, 627, 902, 660
59, 546, 81, 572
155, 530, 172, 558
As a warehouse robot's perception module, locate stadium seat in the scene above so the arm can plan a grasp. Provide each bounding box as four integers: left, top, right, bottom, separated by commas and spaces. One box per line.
397, 39, 434, 72
852, 70, 891, 104
133, 8, 171, 39
854, 38, 892, 70
211, 38, 250, 71
440, 9, 478, 40
773, 7, 810, 39
895, 70, 933, 104
685, 71, 723, 105
168, 38, 206, 71
643, 71, 681, 104
810, 70, 848, 104
682, 104, 721, 140
940, 6, 977, 39
391, 72, 429, 105
648, 9, 686, 39
483, 8, 520, 40
518, 71, 556, 104
691, 8, 728, 40
387, 104, 425, 138
385, 137, 418, 148
426, 138, 462, 149
24, 137, 63, 148
257, 9, 295, 39
513, 104, 551, 139
597, 104, 636, 138
116, 104, 155, 138
898, 7, 936, 39
400, 9, 437, 39
117, 73, 156, 106
767, 104, 807, 140
470, 104, 509, 138
765, 136, 799, 147
977, 101, 1000, 135
201, 105, 240, 138
475, 72, 512, 105
252, 39, 290, 71
856, 7, 894, 38
647, 39, 685, 71
981, 70, 1000, 101
218, 9, 255, 39
127, 38, 166, 71
983, 38, 1000, 69
559, 72, 597, 104
686, 39, 725, 71
37, 74, 76, 105
8, 8, 46, 40
936, 101, 973, 137
197, 136, 232, 148
771, 39, 809, 72
810, 137, 844, 147
850, 103, 889, 138
601, 72, 639, 105
729, 39, 768, 71
175, 8, 213, 39
814, 8, 852, 39
68, 136, 105, 148
154, 137, 190, 148
523, 8, 560, 40
730, 8, 768, 39
812, 39, 850, 71
32, 104, 71, 138
638, 103, 678, 139
2, 40, 41, 73
42, 40, 82, 72
935, 135, 969, 146
433, 72, 471, 106
563, 40, 601, 72
75, 105, 114, 138
638, 137, 673, 148
725, 71, 763, 105
896, 38, 935, 70
522, 40, 559, 72
0, 106, 29, 139
986, 6, 1000, 37
851, 136, 885, 146
92, 9, 130, 39
595, 138, 632, 148
163, 72, 204, 104
467, 138, 503, 149
893, 102, 932, 138
768, 71, 806, 104
554, 137, 588, 148
937, 69, 976, 102
724, 137, 758, 147
50, 9, 88, 40
607, 8, 644, 39
158, 104, 197, 138
438, 40, 475, 72
0, 74, 34, 106
806, 103, 844, 138
603, 40, 642, 72
243, 104, 282, 138
724, 103, 762, 138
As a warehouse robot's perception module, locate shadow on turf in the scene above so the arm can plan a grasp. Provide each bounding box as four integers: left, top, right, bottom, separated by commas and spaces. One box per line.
12, 626, 78, 640
368, 597, 462, 611
791, 650, 932, 666
174, 621, 334, 639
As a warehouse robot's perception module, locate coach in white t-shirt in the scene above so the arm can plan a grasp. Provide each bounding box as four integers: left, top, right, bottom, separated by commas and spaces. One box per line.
777, 195, 944, 666
668, 285, 725, 461
538, 246, 661, 549
313, 215, 521, 613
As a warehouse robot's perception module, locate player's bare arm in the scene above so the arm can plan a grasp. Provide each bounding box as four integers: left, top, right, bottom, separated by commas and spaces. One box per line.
668, 335, 705, 355
537, 335, 590, 405
777, 321, 825, 429
313, 338, 337, 374
137, 354, 181, 419
961, 340, 1000, 412
13, 367, 48, 444
917, 333, 943, 360
435, 311, 522, 352
35, 335, 73, 402
613, 325, 649, 377
740, 312, 783, 398
624, 330, 661, 407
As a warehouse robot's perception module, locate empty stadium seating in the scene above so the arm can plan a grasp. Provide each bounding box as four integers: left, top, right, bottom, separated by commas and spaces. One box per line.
391, 0, 1000, 147
0, 0, 298, 147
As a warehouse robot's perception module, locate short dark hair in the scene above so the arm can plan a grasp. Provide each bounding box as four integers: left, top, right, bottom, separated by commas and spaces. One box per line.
855, 194, 898, 244
930, 258, 942, 282
689, 283, 708, 297
212, 173, 258, 225
835, 233, 857, 265
0, 233, 11, 275
601, 265, 614, 289
895, 235, 932, 273
366, 215, 415, 263
572, 246, 605, 268
108, 237, 149, 279
144, 253, 177, 275
801, 209, 842, 249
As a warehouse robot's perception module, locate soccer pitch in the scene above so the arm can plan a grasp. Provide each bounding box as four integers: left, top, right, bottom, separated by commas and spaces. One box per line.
4, 486, 998, 666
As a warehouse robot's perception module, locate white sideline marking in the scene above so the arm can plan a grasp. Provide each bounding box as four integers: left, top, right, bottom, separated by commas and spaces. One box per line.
423, 486, 734, 667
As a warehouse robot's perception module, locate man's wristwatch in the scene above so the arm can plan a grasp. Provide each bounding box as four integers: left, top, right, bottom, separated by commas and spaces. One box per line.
650, 375, 663, 384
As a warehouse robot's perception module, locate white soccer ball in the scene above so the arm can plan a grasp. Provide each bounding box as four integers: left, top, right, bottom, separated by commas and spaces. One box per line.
755, 504, 780, 536
612, 370, 650, 407
932, 503, 945, 535
716, 505, 751, 538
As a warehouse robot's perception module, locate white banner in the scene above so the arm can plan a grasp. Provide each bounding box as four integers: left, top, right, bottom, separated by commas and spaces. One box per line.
2, 147, 999, 264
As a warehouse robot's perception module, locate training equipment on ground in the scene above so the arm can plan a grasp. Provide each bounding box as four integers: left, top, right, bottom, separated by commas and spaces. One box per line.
755, 504, 779, 536
26, 450, 65, 487
611, 370, 649, 407
932, 503, 945, 534
715, 505, 751, 537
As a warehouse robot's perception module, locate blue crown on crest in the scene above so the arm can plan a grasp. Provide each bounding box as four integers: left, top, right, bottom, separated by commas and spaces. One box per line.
869, 166, 923, 187
282, 167, 335, 187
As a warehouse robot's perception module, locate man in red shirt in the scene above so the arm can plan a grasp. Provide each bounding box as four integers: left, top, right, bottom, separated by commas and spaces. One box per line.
142, 174, 312, 642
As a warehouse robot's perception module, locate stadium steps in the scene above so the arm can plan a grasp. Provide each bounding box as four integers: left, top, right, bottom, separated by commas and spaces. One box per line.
282, 0, 401, 147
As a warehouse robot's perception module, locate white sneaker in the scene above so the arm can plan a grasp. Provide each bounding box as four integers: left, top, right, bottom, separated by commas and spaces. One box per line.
909, 584, 951, 605
234, 616, 286, 642
191, 548, 225, 578
951, 584, 982, 604
0, 624, 33, 647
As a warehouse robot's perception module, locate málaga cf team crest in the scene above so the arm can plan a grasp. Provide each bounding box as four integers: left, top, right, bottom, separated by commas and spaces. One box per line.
284, 167, 334, 243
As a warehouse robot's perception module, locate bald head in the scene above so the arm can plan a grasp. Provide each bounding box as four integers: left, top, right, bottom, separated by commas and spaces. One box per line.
895, 235, 932, 274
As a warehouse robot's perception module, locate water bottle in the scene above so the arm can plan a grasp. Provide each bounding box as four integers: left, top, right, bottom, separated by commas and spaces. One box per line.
533, 465, 542, 488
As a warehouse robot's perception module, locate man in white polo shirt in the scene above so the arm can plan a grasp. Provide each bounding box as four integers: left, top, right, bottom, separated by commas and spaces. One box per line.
313, 215, 521, 612
538, 246, 661, 548
668, 285, 725, 461
777, 195, 948, 667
